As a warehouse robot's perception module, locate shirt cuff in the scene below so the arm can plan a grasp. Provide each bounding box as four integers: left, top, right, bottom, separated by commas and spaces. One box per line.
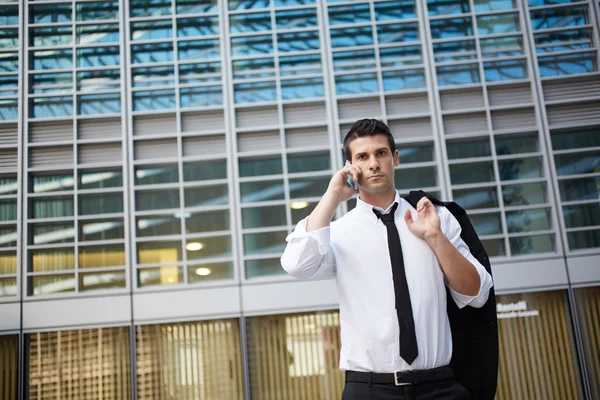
449, 262, 493, 309
285, 217, 331, 256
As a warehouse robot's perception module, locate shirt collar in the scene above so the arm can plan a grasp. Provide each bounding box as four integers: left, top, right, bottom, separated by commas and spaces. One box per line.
355, 190, 401, 223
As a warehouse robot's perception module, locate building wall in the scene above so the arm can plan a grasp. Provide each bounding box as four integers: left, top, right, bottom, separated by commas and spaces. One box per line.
0, 0, 599, 398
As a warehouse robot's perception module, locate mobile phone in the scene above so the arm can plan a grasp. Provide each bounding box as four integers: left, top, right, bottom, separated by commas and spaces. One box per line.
347, 174, 357, 190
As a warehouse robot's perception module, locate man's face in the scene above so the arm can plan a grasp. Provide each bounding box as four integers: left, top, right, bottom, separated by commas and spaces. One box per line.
348, 134, 399, 195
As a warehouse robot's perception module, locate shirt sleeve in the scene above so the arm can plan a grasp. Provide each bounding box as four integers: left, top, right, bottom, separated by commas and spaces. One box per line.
439, 207, 494, 309
280, 217, 336, 280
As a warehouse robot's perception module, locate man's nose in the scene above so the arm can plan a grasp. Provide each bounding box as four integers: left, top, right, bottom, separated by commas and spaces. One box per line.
369, 155, 380, 170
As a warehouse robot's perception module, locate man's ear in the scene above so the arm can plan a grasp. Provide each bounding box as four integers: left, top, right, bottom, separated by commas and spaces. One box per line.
393, 150, 399, 166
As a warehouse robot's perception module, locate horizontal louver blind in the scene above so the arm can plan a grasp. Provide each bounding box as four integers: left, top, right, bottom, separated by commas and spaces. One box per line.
134, 139, 177, 160
0, 124, 17, 146
0, 150, 18, 172
136, 319, 243, 400
491, 108, 536, 131
29, 122, 73, 143
238, 131, 280, 153
133, 114, 177, 136
78, 118, 121, 140
285, 126, 329, 148
546, 101, 600, 128
488, 84, 532, 107
337, 99, 380, 120
444, 112, 487, 134
236, 106, 279, 128
181, 111, 225, 132
79, 143, 122, 165
543, 76, 600, 102
27, 327, 131, 400
440, 88, 484, 111
29, 146, 73, 167
387, 93, 429, 115
283, 102, 327, 125
183, 135, 226, 156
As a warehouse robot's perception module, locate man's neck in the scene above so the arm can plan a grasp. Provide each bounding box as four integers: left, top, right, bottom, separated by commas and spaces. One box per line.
359, 188, 397, 210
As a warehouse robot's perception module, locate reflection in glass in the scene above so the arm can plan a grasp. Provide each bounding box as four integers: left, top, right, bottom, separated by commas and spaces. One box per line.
132, 66, 175, 87
80, 220, 124, 241
289, 176, 329, 198
241, 180, 285, 203
430, 17, 472, 40
130, 20, 172, 42
245, 258, 285, 278
184, 160, 227, 181
538, 52, 596, 77
276, 9, 317, 29
336, 73, 379, 95
554, 151, 600, 176
77, 25, 119, 45
453, 187, 498, 209
132, 43, 173, 64
78, 93, 121, 115
184, 185, 228, 207
558, 177, 600, 202
130, 0, 171, 17
377, 23, 419, 44
480, 36, 522, 55
498, 157, 541, 181
30, 4, 71, 23
0, 226, 16, 247
242, 206, 286, 229
231, 35, 273, 56
437, 64, 480, 86
181, 86, 223, 107
31, 48, 71, 70
133, 89, 176, 111
31, 248, 75, 272
398, 145, 434, 163
230, 13, 271, 33
496, 136, 537, 155
535, 28, 592, 53
474, 0, 515, 11
80, 271, 126, 291
243, 231, 287, 256
137, 241, 182, 264
136, 190, 179, 211
31, 96, 73, 118
178, 17, 218, 37
470, 213, 503, 235
281, 77, 323, 100
32, 175, 74, 193
32, 223, 74, 245
31, 197, 74, 219
563, 203, 600, 228
78, 70, 120, 92
137, 215, 181, 237
186, 210, 230, 233
375, 1, 415, 20
291, 202, 317, 224
31, 274, 75, 295
31, 27, 72, 47
509, 234, 554, 254
79, 244, 125, 268
0, 278, 16, 296
567, 229, 600, 250
77, 46, 120, 67
530, 7, 587, 30
138, 266, 183, 286
329, 4, 370, 25
551, 128, 600, 150
450, 162, 494, 184
79, 171, 123, 190
502, 182, 546, 206
477, 14, 519, 35
287, 153, 330, 174
427, 0, 469, 16
239, 156, 283, 177
506, 208, 550, 233
188, 262, 232, 282
0, 200, 17, 221
186, 236, 231, 260
380, 46, 422, 68
333, 49, 375, 71
234, 81, 277, 103
77, 1, 119, 21
395, 166, 437, 189
330, 27, 373, 47
79, 193, 123, 215
484, 59, 526, 82
447, 139, 490, 159
135, 166, 179, 185
481, 238, 505, 257
383, 69, 425, 91
177, 0, 218, 13
0, 251, 16, 275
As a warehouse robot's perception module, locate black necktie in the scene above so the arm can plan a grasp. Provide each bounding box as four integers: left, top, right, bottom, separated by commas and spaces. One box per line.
373, 203, 419, 365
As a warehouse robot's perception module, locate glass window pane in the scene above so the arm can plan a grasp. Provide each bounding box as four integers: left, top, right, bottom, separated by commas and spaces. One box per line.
380, 46, 422, 68
375, 1, 416, 20
177, 0, 218, 13
427, 0, 469, 16
31, 72, 73, 95
450, 162, 494, 184
498, 157, 542, 181
234, 81, 277, 103
132, 66, 175, 87
329, 4, 370, 25
243, 231, 287, 256
242, 205, 286, 229
279, 54, 322, 76
530, 7, 588, 30
395, 166, 437, 189
32, 50, 72, 70
333, 49, 376, 71
78, 93, 121, 115
79, 193, 123, 215
30, 4, 72, 23
551, 128, 600, 150
31, 274, 75, 295
31, 96, 73, 118
0, 176, 17, 195
567, 229, 600, 250
447, 139, 491, 159
398, 144, 434, 163
535, 28, 593, 53
233, 58, 275, 79
178, 17, 219, 37
289, 176, 329, 198
229, 0, 269, 10
481, 238, 506, 256
277, 31, 320, 52
558, 177, 600, 202
563, 203, 600, 228
336, 73, 379, 95
382, 69, 425, 91
80, 219, 125, 241
241, 180, 285, 203
78, 70, 120, 91
181, 85, 223, 107
184, 185, 228, 207
80, 270, 126, 291
481, 36, 522, 55
230, 13, 271, 33
377, 23, 419, 44
186, 236, 231, 260
281, 77, 323, 100
77, 2, 119, 21
437, 64, 480, 86
137, 215, 181, 237
291, 200, 317, 224
0, 277, 17, 296
276, 9, 317, 29
131, 20, 172, 41
31, 26, 72, 47
470, 213, 503, 235
239, 156, 282, 177
502, 182, 546, 206
132, 43, 173, 64
434, 40, 476, 62
31, 197, 74, 218
183, 160, 227, 181
77, 46, 120, 67
506, 208, 551, 233
245, 257, 285, 278
0, 200, 17, 221
474, 0, 515, 11
538, 52, 596, 77
79, 244, 125, 268
484, 59, 526, 82
287, 152, 330, 174
136, 189, 179, 211
430, 17, 473, 39
510, 233, 554, 254
179, 62, 221, 83
0, 225, 17, 247
188, 262, 233, 282
231, 35, 273, 56
138, 266, 183, 286
31, 222, 74, 245
135, 165, 179, 185
133, 89, 176, 111
477, 14, 519, 35
185, 210, 230, 233
77, 24, 119, 45
0, 251, 16, 275
31, 248, 75, 272
330, 27, 373, 48
79, 171, 123, 189
32, 175, 74, 193
137, 241, 182, 264
496, 135, 538, 155
453, 187, 499, 209
554, 151, 600, 177
130, 0, 171, 17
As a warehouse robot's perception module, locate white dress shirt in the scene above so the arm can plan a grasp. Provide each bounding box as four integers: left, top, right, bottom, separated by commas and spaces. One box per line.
281, 190, 493, 373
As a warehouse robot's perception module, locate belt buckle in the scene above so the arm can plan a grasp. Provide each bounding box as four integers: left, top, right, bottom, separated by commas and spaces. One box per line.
394, 371, 411, 386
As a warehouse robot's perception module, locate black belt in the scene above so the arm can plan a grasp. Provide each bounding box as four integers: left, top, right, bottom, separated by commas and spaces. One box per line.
345, 366, 453, 386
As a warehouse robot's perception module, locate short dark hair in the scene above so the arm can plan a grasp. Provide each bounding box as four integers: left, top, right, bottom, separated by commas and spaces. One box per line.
343, 119, 396, 161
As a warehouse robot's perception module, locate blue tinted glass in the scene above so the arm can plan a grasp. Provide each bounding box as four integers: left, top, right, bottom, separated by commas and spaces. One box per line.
0, 29, 18, 49
380, 46, 422, 67
29, 4, 71, 24
329, 4, 371, 25
474, 0, 515, 11
31, 72, 72, 94
78, 93, 121, 115
281, 77, 323, 99
538, 52, 596, 77
480, 36, 521, 53
484, 60, 526, 81
333, 49, 376, 71
498, 157, 542, 181
132, 43, 173, 64
0, 101, 17, 120
234, 81, 277, 103
32, 50, 73, 70
31, 97, 73, 118
31, 27, 72, 47
0, 53, 18, 72
428, 0, 469, 15
179, 63, 221, 83
230, 13, 271, 33
229, 0, 270, 10
178, 17, 218, 37
132, 66, 175, 87
530, 7, 587, 30
274, 0, 314, 5
437, 64, 480, 86
554, 151, 600, 176
185, 185, 228, 207
470, 213, 502, 235
131, 20, 172, 41
535, 28, 592, 53
336, 73, 379, 95
477, 14, 519, 35
0, 76, 18, 96
232, 58, 275, 79
181, 86, 223, 107
528, 0, 579, 5
77, 24, 119, 45
383, 69, 425, 90
78, 47, 120, 67
78, 70, 121, 91
430, 17, 473, 39
278, 31, 320, 52
133, 89, 176, 111
130, 0, 171, 17
77, 2, 119, 21
279, 54, 321, 76
178, 39, 220, 60
276, 9, 317, 29
377, 23, 419, 44
506, 208, 551, 233
177, 0, 217, 13
375, 1, 416, 20
559, 177, 600, 202
239, 156, 283, 177
231, 35, 273, 56
330, 27, 373, 47
449, 162, 494, 184
245, 258, 285, 278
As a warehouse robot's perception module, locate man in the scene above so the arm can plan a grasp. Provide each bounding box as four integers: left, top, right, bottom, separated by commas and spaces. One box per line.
281, 119, 494, 399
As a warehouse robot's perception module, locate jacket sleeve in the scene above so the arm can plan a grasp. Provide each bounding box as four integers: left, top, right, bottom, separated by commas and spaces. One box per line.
280, 217, 336, 280
439, 207, 494, 309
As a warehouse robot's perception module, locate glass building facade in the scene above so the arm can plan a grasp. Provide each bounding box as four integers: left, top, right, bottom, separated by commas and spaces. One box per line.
0, 0, 599, 398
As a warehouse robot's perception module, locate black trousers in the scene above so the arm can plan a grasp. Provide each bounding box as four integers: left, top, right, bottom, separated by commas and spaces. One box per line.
341, 378, 470, 400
